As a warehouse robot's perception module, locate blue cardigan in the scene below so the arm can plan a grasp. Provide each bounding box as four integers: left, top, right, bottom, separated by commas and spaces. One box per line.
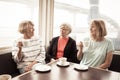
45, 36, 79, 63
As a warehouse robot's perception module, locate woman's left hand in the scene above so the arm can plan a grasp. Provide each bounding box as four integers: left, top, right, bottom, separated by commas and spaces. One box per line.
24, 61, 38, 72
24, 65, 32, 72
79, 41, 83, 49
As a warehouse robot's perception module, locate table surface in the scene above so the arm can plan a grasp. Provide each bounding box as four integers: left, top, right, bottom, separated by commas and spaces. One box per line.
12, 61, 120, 80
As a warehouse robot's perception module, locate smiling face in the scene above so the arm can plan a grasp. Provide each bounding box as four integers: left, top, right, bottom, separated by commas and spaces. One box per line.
59, 23, 72, 37
90, 22, 97, 36
25, 24, 34, 38
90, 20, 107, 41
90, 20, 102, 40
60, 26, 70, 37
19, 20, 35, 39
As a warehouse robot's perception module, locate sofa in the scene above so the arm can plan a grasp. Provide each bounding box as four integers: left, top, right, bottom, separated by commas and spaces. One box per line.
108, 53, 120, 72
0, 52, 20, 77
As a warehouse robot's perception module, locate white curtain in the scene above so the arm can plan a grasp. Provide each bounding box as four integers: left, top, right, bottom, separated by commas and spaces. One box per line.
39, 0, 54, 47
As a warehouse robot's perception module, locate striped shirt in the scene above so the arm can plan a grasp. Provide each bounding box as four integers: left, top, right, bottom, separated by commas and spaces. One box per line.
12, 36, 45, 68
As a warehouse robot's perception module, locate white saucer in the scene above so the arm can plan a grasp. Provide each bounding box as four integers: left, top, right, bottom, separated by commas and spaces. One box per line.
0, 74, 11, 80
57, 61, 70, 67
34, 63, 51, 72
74, 64, 88, 71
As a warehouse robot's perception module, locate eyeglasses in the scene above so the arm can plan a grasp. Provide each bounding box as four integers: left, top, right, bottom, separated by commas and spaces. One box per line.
60, 28, 69, 31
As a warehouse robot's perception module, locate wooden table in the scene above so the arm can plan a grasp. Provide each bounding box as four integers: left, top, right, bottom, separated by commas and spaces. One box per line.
12, 61, 120, 80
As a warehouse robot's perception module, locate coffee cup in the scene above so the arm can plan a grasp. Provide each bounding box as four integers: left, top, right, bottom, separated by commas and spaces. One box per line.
83, 41, 89, 47
0, 74, 11, 80
59, 57, 67, 65
22, 40, 30, 47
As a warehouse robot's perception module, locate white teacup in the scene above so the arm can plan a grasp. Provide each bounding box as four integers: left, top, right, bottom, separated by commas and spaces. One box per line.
59, 57, 67, 65
0, 74, 11, 80
22, 40, 30, 47
83, 41, 89, 47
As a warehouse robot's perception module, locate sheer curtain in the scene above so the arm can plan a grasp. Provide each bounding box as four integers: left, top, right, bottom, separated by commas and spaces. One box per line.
0, 0, 39, 49
39, 0, 54, 47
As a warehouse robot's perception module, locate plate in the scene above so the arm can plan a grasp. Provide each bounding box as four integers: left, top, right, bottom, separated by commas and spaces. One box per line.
74, 64, 88, 71
34, 63, 51, 73
57, 61, 70, 67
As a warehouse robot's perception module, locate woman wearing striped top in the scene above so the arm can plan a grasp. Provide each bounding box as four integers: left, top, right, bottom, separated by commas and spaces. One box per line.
12, 20, 45, 73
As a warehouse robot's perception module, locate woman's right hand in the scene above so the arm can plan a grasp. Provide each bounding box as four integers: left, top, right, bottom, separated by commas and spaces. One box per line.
17, 42, 23, 48
77, 41, 83, 60
16, 42, 24, 60
51, 58, 55, 62
79, 41, 83, 50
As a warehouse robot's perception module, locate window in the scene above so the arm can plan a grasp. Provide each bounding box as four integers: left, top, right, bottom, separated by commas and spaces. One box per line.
54, 0, 90, 43
99, 0, 120, 38
0, 0, 39, 47
54, 0, 120, 43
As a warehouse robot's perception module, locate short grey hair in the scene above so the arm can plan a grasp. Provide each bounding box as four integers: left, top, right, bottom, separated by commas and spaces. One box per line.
60, 23, 72, 34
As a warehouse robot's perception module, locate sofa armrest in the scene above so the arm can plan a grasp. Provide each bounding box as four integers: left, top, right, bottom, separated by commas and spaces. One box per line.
108, 54, 120, 72
0, 52, 20, 77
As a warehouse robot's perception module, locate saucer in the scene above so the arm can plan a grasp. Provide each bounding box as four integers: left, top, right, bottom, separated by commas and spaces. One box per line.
74, 64, 88, 71
0, 74, 11, 80
57, 61, 70, 67
34, 63, 51, 73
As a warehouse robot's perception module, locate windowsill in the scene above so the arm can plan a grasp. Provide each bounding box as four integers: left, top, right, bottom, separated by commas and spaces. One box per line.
114, 50, 120, 55
0, 46, 12, 55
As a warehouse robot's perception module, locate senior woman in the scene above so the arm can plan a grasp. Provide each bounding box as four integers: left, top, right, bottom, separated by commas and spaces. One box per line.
77, 19, 114, 69
45, 23, 78, 63
12, 20, 45, 73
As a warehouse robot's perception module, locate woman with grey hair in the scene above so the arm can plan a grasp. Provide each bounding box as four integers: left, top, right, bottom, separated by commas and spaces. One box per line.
45, 23, 79, 63
12, 20, 45, 73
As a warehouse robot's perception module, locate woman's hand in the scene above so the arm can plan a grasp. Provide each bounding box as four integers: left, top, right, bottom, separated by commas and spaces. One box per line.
77, 41, 83, 60
50, 58, 56, 62
17, 42, 23, 60
24, 61, 38, 72
24, 65, 33, 72
17, 42, 23, 48
79, 41, 83, 50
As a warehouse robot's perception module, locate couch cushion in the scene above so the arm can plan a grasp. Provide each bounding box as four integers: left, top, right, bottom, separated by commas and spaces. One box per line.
108, 54, 120, 72
0, 52, 20, 77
